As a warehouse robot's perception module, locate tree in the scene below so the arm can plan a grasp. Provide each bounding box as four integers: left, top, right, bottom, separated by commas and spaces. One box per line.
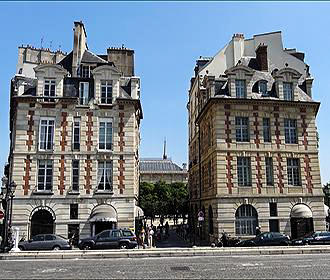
138, 181, 189, 223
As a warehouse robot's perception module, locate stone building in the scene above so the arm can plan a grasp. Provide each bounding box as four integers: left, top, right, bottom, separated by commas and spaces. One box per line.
7, 21, 143, 239
187, 31, 325, 242
140, 141, 187, 184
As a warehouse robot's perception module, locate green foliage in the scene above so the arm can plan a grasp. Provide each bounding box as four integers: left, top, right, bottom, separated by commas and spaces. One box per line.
139, 181, 189, 220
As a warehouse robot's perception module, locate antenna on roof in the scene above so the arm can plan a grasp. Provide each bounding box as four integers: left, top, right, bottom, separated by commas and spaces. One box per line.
40, 36, 44, 49
163, 138, 167, 160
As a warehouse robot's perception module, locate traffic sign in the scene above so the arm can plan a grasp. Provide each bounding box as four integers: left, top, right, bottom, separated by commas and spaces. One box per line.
0, 210, 4, 219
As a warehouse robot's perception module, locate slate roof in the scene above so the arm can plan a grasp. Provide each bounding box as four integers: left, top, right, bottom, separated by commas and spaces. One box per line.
140, 158, 185, 173
81, 50, 108, 64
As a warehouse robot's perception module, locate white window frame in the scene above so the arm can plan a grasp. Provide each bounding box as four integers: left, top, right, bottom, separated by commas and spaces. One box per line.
43, 79, 56, 101
259, 80, 267, 96
263, 118, 271, 143
97, 160, 113, 191
79, 82, 89, 105
81, 65, 91, 78
100, 81, 113, 104
37, 159, 53, 191
284, 119, 297, 144
287, 158, 301, 186
237, 157, 252, 186
235, 80, 246, 98
72, 118, 80, 151
39, 117, 55, 151
235, 117, 250, 142
283, 82, 293, 101
265, 157, 274, 186
71, 160, 80, 192
98, 118, 113, 151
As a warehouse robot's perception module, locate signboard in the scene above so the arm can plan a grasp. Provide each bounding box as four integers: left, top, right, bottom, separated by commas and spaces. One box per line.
0, 210, 4, 220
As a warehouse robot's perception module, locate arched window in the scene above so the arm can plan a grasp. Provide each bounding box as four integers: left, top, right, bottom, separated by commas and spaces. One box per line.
208, 206, 214, 234
235, 204, 258, 235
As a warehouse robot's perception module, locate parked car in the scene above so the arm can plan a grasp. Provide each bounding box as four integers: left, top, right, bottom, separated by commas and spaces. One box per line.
78, 229, 138, 250
18, 234, 72, 251
292, 231, 330, 245
236, 232, 290, 247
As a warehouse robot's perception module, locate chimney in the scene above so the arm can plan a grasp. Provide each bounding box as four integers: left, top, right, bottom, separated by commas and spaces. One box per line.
107, 47, 134, 77
232, 33, 244, 66
72, 21, 88, 77
256, 44, 268, 71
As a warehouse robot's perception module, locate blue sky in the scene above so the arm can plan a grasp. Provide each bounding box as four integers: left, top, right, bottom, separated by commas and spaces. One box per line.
0, 2, 329, 184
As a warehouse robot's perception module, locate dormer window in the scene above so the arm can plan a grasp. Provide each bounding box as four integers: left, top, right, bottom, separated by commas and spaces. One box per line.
101, 81, 113, 104
44, 79, 56, 102
235, 80, 246, 98
259, 80, 267, 96
79, 82, 89, 105
283, 82, 293, 101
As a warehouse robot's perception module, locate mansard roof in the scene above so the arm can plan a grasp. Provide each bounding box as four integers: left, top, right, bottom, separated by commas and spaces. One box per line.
140, 158, 185, 173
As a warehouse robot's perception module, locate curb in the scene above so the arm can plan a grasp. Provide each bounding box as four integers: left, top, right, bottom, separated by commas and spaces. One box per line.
1, 246, 330, 260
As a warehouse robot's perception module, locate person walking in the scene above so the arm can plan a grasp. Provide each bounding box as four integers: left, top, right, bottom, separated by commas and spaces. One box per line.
139, 227, 146, 249
255, 226, 261, 236
165, 221, 169, 238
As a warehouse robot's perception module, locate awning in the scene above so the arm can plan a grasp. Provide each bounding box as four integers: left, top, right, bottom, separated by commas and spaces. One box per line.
290, 204, 313, 219
89, 204, 117, 223
135, 206, 144, 218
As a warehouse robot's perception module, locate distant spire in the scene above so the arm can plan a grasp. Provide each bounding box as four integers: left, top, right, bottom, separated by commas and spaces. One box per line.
163, 138, 167, 160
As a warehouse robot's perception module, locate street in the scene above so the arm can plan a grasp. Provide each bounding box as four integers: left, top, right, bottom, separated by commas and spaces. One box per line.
0, 253, 329, 279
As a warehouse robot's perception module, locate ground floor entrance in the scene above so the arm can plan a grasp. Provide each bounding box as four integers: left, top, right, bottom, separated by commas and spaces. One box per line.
30, 209, 54, 238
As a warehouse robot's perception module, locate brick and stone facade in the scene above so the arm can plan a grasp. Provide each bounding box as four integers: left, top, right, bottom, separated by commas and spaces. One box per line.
7, 21, 142, 239
188, 31, 325, 242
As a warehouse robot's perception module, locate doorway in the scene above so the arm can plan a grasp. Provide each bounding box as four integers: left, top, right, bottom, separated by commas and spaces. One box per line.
30, 209, 54, 238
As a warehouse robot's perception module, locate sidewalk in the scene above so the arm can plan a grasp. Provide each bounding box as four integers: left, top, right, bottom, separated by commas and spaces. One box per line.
155, 229, 190, 248
1, 245, 330, 260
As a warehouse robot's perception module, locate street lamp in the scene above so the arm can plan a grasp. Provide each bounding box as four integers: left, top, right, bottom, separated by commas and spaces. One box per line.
1, 176, 16, 252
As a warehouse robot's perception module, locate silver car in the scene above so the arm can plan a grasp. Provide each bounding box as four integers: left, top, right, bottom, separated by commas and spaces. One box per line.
18, 234, 72, 251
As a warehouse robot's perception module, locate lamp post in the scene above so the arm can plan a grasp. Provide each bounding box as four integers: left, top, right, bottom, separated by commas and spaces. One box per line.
1, 176, 16, 253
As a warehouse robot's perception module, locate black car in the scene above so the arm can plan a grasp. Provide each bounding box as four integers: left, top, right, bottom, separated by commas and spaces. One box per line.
78, 229, 138, 250
236, 232, 291, 247
292, 231, 330, 245
18, 234, 72, 251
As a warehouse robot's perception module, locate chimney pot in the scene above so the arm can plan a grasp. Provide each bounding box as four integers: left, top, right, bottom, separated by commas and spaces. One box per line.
256, 44, 268, 71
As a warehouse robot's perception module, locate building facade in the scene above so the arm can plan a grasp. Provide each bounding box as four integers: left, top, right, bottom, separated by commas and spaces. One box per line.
188, 32, 325, 242
7, 21, 143, 240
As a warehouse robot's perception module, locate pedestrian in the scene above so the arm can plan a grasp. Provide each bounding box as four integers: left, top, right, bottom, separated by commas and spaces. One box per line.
255, 226, 261, 236
139, 227, 146, 249
148, 226, 154, 248
165, 221, 169, 238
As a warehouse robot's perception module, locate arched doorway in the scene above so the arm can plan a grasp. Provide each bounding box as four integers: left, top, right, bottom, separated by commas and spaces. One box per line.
30, 209, 54, 238
235, 204, 258, 235
290, 204, 314, 239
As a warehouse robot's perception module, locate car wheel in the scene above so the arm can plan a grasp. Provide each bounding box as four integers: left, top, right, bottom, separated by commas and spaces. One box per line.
53, 245, 61, 251
18, 246, 24, 251
82, 244, 92, 250
119, 242, 129, 249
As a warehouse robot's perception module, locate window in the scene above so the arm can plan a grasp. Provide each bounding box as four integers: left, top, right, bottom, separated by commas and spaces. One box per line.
44, 80, 56, 102
235, 80, 246, 98
111, 230, 121, 238
70, 204, 78, 220
39, 118, 55, 151
37, 160, 53, 191
81, 65, 91, 78
79, 82, 89, 105
72, 160, 79, 192
101, 81, 113, 104
32, 235, 45, 242
259, 80, 267, 96
97, 161, 113, 191
269, 220, 279, 232
99, 120, 113, 150
237, 157, 252, 186
287, 158, 301, 186
269, 202, 278, 217
72, 118, 80, 150
265, 157, 274, 186
208, 161, 212, 189
284, 119, 298, 144
235, 117, 249, 142
235, 204, 258, 235
122, 230, 134, 237
263, 118, 271, 143
45, 235, 56, 241
98, 230, 110, 239
283, 82, 293, 101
